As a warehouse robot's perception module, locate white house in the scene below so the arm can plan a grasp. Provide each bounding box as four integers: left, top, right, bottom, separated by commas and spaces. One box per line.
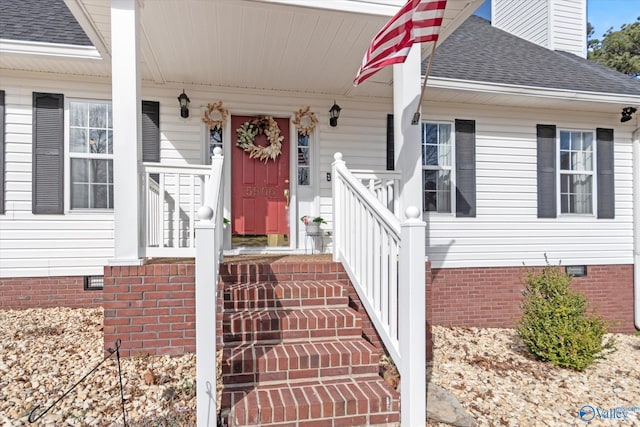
1, 0, 640, 424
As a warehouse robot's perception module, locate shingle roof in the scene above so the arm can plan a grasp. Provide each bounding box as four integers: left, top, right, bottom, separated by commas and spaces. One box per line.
429, 15, 640, 97
0, 0, 92, 46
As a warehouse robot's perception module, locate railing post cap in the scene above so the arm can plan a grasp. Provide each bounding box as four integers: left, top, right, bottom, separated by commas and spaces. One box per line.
197, 205, 214, 221
213, 147, 223, 157
405, 206, 420, 219
333, 152, 343, 161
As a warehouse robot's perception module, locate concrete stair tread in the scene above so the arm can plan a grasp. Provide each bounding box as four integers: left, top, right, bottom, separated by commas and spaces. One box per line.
222, 376, 400, 426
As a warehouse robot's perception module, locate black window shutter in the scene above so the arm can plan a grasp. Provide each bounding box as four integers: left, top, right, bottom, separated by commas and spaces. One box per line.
455, 119, 476, 217
32, 92, 64, 214
386, 114, 394, 170
537, 124, 556, 218
142, 100, 160, 163
0, 90, 5, 214
596, 128, 614, 219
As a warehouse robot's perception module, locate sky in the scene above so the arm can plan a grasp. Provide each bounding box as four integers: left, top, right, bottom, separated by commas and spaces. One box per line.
474, 0, 640, 37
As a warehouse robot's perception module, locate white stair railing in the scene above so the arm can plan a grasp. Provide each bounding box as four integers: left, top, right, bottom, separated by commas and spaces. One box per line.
332, 152, 426, 426
195, 148, 225, 427
351, 169, 400, 215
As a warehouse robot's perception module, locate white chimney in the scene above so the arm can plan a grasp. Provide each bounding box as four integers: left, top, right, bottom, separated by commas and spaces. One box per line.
491, 0, 587, 58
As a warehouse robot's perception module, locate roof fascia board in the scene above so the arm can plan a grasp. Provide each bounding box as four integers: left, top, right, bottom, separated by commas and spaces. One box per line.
429, 76, 640, 105
0, 39, 102, 60
64, 0, 111, 60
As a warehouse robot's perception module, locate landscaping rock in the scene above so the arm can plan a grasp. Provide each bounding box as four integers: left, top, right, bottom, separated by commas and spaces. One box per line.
427, 383, 476, 427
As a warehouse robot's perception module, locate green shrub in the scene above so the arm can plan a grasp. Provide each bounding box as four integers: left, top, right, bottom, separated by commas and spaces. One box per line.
516, 263, 614, 371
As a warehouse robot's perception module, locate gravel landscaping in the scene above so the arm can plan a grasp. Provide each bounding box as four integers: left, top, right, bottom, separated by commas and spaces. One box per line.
428, 325, 640, 427
0, 307, 195, 426
1, 307, 639, 426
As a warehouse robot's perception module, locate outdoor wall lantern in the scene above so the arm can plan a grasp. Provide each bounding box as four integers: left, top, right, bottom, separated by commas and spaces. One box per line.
329, 101, 342, 127
178, 90, 190, 118
621, 107, 637, 123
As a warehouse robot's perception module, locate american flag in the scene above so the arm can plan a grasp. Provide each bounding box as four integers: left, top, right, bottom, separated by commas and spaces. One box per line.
353, 0, 447, 86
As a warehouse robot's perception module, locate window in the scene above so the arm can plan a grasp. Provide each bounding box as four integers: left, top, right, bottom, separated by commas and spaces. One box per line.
208, 126, 223, 163
69, 101, 113, 209
297, 134, 310, 185
536, 125, 614, 219
559, 130, 594, 214
422, 122, 452, 213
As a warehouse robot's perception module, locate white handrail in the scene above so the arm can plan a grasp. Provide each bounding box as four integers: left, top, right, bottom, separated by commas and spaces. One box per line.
195, 148, 225, 427
332, 152, 426, 426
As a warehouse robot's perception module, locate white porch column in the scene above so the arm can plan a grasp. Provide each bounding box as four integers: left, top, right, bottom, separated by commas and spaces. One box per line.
393, 46, 424, 217
110, 0, 143, 264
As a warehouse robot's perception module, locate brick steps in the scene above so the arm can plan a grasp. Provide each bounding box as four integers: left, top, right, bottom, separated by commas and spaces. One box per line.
220, 261, 399, 427
223, 376, 399, 427
224, 281, 348, 310
223, 308, 362, 344
223, 339, 380, 386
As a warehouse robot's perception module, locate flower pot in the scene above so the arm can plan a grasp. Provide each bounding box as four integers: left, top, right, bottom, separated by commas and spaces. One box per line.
305, 223, 321, 236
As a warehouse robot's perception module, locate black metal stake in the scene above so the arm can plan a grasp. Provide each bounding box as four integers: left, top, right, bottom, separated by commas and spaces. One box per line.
28, 339, 125, 424
114, 341, 127, 426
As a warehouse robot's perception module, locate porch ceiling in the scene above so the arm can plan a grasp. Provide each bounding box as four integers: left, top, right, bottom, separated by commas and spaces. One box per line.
62, 0, 481, 97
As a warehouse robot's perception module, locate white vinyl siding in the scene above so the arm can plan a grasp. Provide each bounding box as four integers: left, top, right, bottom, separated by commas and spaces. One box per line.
549, 0, 587, 57
0, 78, 114, 277
0, 71, 633, 277
492, 0, 548, 46
422, 101, 633, 269
492, 0, 586, 58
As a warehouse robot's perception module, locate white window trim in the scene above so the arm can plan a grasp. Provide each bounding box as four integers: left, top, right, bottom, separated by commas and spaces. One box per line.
64, 98, 114, 213
556, 128, 597, 217
422, 120, 455, 215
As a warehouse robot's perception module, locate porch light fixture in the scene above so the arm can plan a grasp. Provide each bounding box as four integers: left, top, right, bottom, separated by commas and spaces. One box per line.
178, 89, 190, 118
329, 101, 341, 127
621, 107, 637, 123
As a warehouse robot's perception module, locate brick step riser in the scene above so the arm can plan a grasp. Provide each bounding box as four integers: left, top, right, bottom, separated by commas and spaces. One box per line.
222, 341, 381, 378
222, 327, 362, 344
219, 262, 347, 286
223, 296, 349, 311
222, 364, 380, 387
223, 282, 347, 310
223, 310, 361, 335
222, 377, 400, 426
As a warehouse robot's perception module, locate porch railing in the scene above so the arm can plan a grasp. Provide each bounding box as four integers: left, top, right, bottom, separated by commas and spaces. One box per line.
143, 163, 214, 257
332, 152, 426, 425
194, 148, 225, 427
351, 169, 400, 215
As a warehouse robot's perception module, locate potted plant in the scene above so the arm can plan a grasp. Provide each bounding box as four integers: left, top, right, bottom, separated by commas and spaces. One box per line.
300, 215, 326, 235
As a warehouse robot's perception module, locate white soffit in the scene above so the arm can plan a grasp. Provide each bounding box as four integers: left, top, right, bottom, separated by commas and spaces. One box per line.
2, 0, 481, 98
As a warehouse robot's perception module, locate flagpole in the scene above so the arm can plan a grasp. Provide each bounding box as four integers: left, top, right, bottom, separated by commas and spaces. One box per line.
411, 40, 438, 125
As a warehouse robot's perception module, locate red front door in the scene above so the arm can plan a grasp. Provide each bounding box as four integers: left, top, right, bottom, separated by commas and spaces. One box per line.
231, 115, 290, 236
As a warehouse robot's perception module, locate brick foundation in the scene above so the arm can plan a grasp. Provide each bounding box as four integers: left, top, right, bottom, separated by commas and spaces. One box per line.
427, 263, 635, 333
103, 263, 196, 357
0, 276, 102, 309
3, 260, 635, 362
